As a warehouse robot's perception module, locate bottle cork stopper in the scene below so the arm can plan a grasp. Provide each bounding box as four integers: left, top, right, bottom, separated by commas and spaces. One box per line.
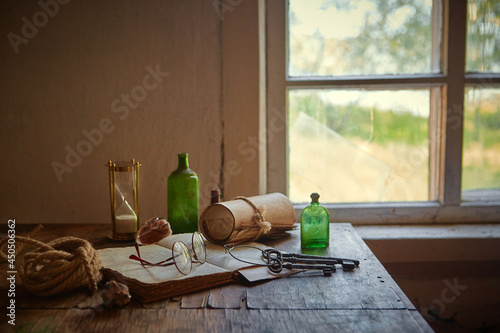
211, 188, 221, 204
310, 192, 320, 203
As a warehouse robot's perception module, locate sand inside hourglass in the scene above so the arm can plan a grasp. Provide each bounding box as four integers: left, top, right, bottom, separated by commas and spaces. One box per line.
115, 184, 137, 234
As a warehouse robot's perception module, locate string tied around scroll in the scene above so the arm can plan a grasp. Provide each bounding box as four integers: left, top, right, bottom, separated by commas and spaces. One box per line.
0, 235, 103, 297
232, 196, 272, 240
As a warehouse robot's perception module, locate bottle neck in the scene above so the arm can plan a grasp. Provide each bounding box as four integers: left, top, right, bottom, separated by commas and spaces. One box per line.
178, 153, 189, 169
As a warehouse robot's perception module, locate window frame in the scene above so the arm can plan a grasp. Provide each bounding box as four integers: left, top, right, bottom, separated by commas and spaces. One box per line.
266, 0, 500, 224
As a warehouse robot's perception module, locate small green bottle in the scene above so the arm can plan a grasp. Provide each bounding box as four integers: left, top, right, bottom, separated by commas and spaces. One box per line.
301, 193, 329, 248
167, 153, 199, 234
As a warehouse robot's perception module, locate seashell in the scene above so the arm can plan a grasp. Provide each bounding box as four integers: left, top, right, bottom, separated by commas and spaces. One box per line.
136, 217, 172, 245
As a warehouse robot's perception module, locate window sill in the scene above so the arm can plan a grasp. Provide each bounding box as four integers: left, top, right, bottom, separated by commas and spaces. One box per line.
293, 202, 500, 224
355, 223, 500, 240
353, 224, 500, 263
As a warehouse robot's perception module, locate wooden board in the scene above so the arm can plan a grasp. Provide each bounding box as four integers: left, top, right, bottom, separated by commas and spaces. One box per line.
7, 308, 429, 333
0, 223, 433, 333
246, 224, 408, 310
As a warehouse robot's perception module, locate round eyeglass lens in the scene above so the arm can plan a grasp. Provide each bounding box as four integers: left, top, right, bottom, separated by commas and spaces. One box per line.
172, 242, 192, 275
192, 232, 206, 263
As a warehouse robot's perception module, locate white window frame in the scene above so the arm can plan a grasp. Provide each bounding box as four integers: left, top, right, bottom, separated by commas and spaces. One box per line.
266, 0, 500, 224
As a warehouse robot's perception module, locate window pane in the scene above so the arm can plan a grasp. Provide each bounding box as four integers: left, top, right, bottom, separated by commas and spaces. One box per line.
288, 89, 430, 203
462, 88, 500, 201
288, 0, 435, 76
466, 0, 500, 73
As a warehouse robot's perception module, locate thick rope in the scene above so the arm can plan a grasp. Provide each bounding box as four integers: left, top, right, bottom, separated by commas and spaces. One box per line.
232, 196, 272, 240
0, 236, 103, 297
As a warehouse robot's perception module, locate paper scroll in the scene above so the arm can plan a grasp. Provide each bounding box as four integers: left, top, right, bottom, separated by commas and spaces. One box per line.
198, 192, 296, 244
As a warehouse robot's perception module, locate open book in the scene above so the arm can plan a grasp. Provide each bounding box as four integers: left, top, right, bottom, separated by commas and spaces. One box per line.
98, 233, 287, 303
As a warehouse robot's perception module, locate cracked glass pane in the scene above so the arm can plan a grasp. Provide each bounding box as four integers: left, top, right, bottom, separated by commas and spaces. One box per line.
288, 89, 430, 203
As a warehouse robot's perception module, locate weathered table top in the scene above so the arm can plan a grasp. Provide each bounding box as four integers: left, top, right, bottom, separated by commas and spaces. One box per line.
0, 223, 433, 332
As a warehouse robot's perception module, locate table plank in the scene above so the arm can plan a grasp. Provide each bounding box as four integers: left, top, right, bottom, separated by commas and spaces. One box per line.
7, 308, 429, 333
207, 284, 245, 309
179, 284, 246, 309
247, 224, 407, 311
180, 290, 209, 309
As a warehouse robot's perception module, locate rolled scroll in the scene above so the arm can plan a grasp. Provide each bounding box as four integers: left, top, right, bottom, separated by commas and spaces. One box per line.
198, 192, 296, 244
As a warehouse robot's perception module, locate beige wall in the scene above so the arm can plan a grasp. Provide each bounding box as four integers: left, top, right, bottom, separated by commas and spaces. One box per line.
0, 0, 263, 224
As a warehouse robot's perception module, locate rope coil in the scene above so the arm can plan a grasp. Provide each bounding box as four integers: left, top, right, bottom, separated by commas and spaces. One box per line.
0, 236, 103, 297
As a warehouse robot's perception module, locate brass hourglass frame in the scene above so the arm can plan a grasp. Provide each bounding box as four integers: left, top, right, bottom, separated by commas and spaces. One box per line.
107, 159, 141, 241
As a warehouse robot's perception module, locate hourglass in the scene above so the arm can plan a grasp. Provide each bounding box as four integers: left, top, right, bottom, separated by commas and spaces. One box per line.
107, 159, 140, 241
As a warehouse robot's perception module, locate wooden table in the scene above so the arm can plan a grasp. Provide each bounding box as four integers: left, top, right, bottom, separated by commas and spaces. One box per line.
0, 223, 433, 332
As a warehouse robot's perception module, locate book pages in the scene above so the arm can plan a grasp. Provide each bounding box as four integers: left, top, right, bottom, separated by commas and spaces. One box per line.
99, 245, 228, 284
99, 234, 292, 286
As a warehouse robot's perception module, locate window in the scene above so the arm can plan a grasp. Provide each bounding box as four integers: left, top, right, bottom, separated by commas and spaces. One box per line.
266, 0, 500, 223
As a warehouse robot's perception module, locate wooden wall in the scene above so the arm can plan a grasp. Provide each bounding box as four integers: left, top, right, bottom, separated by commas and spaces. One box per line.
0, 0, 264, 225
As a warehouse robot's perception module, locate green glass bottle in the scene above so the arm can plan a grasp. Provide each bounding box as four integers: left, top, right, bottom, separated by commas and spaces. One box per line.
301, 193, 329, 248
167, 153, 199, 234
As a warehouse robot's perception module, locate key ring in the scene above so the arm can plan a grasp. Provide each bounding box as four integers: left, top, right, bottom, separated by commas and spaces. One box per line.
224, 244, 337, 276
